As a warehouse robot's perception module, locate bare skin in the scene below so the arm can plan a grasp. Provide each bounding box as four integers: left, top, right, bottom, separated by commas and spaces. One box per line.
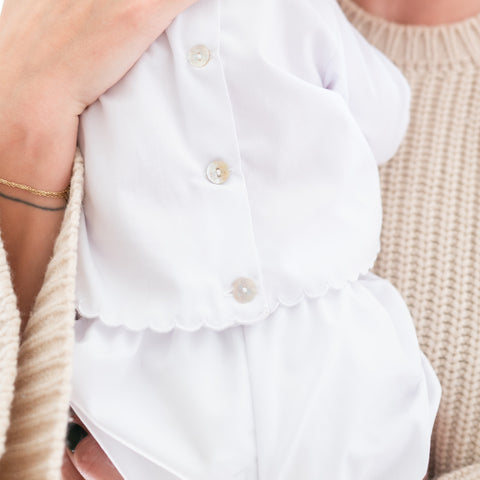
0, 0, 198, 477
352, 0, 480, 25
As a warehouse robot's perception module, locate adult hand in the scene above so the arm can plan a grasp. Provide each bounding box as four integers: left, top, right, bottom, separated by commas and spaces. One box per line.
0, 0, 199, 116
0, 0, 199, 183
62, 414, 123, 480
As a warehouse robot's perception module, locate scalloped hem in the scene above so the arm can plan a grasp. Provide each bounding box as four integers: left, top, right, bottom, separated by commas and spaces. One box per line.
75, 257, 378, 334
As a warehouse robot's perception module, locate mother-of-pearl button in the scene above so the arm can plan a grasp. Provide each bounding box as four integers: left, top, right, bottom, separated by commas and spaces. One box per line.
206, 161, 230, 184
187, 45, 211, 68
232, 278, 257, 304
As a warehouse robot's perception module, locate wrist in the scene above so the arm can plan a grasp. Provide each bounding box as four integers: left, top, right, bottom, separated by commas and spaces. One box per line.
0, 93, 79, 191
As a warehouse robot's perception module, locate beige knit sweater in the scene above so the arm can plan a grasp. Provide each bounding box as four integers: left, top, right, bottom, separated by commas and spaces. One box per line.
1, 5, 480, 478
340, 0, 480, 478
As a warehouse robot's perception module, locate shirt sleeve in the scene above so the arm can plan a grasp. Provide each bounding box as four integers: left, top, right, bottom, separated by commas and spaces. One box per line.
322, 2, 411, 165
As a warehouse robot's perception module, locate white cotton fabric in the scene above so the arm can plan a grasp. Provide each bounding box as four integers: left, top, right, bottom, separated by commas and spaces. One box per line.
75, 0, 410, 332
72, 0, 440, 477
72, 273, 440, 480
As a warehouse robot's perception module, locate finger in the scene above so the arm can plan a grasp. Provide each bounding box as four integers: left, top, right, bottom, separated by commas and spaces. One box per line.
69, 432, 124, 480
62, 450, 85, 480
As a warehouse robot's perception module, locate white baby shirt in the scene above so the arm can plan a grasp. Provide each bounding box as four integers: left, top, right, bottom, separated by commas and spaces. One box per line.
71, 0, 441, 479
75, 0, 410, 331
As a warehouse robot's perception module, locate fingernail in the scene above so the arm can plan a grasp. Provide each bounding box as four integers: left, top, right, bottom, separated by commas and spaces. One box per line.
66, 422, 88, 453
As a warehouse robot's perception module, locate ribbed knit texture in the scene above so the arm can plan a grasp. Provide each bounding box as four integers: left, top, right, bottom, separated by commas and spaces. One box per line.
0, 150, 83, 480
339, 1, 480, 478
0, 196, 22, 464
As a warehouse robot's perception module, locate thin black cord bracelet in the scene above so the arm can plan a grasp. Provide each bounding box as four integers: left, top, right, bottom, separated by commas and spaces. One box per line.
0, 190, 67, 211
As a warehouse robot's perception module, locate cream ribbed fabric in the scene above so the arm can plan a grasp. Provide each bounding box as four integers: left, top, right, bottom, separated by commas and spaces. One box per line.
0, 150, 83, 480
339, 1, 480, 478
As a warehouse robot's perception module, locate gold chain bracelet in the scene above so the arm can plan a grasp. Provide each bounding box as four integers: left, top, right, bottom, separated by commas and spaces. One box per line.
0, 177, 70, 202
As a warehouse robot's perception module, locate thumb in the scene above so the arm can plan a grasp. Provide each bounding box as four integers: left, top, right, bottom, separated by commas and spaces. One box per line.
66, 422, 123, 480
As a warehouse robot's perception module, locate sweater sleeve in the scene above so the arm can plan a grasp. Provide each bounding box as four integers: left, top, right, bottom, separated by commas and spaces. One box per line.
0, 148, 84, 479
434, 464, 480, 480
322, 1, 411, 165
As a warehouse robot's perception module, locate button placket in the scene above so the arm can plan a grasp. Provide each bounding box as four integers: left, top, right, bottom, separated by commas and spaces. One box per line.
175, 0, 267, 319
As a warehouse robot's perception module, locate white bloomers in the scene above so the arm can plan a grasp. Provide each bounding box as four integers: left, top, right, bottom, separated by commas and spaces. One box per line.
71, 272, 441, 480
